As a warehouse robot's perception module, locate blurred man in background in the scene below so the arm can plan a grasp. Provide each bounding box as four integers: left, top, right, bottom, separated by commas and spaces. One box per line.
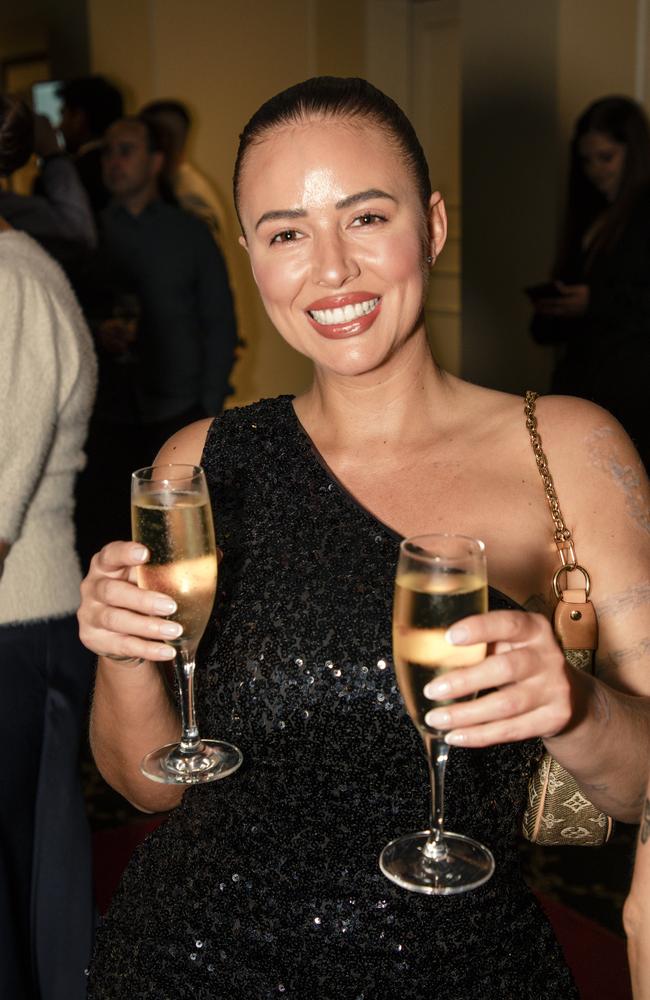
140, 98, 229, 246
75, 114, 237, 566
100, 114, 237, 450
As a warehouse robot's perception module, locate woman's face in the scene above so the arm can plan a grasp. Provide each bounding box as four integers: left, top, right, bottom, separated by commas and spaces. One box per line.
578, 130, 626, 202
237, 117, 445, 380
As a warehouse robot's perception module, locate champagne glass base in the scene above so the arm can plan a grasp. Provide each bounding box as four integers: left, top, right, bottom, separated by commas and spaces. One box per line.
141, 740, 243, 785
380, 830, 495, 895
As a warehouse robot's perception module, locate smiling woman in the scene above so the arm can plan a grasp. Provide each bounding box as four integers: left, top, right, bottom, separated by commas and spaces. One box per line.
77, 77, 650, 999
234, 90, 444, 378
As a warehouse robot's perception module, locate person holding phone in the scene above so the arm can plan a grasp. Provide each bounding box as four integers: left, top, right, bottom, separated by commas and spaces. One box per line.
0, 94, 96, 273
530, 96, 650, 470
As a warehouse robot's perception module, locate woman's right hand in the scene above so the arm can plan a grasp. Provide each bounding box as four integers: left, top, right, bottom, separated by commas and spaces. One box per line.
78, 541, 181, 663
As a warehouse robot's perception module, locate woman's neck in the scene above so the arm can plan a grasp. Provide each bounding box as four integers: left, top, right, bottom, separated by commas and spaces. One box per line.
294, 330, 458, 454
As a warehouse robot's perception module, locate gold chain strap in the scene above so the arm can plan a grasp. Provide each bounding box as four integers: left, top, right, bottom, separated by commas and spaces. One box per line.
524, 390, 577, 568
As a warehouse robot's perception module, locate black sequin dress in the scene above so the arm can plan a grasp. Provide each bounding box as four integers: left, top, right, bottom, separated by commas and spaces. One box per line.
88, 397, 577, 1000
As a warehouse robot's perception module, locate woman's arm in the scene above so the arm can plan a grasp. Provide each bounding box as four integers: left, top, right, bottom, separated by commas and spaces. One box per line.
422, 398, 650, 821
624, 775, 650, 999
80, 419, 212, 813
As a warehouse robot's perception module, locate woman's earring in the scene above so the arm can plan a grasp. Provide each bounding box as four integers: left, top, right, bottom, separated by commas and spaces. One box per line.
426, 255, 434, 265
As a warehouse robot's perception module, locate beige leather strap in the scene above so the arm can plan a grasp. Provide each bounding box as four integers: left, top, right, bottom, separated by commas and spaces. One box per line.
554, 597, 598, 651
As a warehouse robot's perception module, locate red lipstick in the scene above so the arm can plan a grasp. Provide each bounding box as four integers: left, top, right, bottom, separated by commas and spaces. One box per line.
305, 292, 382, 340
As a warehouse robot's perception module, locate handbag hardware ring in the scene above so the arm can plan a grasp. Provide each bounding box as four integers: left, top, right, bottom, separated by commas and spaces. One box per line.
552, 563, 591, 600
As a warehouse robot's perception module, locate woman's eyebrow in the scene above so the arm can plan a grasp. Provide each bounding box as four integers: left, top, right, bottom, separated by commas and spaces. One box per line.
255, 208, 306, 231
335, 188, 397, 209
254, 189, 397, 231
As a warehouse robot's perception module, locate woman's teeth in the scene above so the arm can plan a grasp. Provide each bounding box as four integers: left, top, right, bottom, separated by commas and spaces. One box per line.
309, 298, 379, 325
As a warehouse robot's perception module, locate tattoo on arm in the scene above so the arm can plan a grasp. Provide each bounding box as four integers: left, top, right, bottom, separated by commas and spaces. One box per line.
595, 583, 650, 621
641, 798, 650, 845
597, 637, 650, 681
587, 426, 650, 535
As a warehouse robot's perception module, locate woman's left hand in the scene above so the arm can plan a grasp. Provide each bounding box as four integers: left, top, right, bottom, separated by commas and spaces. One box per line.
422, 610, 574, 746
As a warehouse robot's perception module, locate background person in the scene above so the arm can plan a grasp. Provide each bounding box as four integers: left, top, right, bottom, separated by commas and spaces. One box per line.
100, 114, 237, 454
0, 95, 96, 271
530, 95, 650, 470
58, 75, 124, 217
78, 77, 650, 998
140, 97, 229, 246
75, 114, 237, 568
0, 97, 96, 1000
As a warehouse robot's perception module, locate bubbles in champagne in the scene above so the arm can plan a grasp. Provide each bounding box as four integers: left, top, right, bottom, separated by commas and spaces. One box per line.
393, 572, 487, 733
132, 492, 217, 646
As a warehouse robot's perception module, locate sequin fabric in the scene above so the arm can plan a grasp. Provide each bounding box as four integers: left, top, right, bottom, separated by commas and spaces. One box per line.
88, 396, 577, 1000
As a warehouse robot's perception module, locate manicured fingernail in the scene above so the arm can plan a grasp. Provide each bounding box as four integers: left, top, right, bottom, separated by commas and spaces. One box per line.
153, 597, 177, 615
425, 679, 451, 698
425, 709, 451, 728
445, 732, 466, 745
133, 545, 148, 562
160, 645, 176, 659
160, 622, 183, 638
445, 624, 469, 644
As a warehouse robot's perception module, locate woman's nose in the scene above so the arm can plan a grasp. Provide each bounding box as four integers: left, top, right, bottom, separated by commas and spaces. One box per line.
312, 231, 360, 288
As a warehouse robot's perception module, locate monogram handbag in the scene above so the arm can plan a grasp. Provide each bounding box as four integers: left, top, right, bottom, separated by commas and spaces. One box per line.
521, 391, 613, 846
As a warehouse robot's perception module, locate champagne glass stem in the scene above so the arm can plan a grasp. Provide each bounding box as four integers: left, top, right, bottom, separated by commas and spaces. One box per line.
423, 733, 450, 861
174, 644, 201, 752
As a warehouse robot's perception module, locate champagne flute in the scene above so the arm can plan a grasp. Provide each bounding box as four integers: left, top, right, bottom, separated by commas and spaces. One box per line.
131, 464, 243, 784
380, 533, 495, 894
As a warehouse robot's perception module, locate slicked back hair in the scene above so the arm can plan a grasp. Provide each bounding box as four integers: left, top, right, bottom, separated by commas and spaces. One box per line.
233, 76, 432, 229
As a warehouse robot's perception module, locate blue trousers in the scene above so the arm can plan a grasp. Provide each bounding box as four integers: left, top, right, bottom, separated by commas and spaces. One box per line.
0, 615, 95, 1000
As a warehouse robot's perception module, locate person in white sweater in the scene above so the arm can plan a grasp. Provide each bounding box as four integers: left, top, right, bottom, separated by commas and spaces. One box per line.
0, 95, 97, 1000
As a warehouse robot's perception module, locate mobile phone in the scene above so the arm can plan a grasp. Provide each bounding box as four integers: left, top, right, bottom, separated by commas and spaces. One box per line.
524, 281, 561, 302
31, 80, 64, 129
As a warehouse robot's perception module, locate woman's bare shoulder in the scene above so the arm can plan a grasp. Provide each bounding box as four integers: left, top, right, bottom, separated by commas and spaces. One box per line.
155, 418, 215, 467
533, 393, 642, 466
533, 394, 648, 534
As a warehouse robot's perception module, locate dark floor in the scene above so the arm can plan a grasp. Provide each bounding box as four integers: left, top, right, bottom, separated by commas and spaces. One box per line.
519, 824, 637, 936
82, 752, 638, 938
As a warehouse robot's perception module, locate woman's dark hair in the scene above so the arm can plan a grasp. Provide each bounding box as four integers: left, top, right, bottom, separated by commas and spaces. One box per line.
140, 99, 192, 132
58, 76, 123, 138
555, 96, 650, 273
233, 77, 432, 228
0, 95, 34, 177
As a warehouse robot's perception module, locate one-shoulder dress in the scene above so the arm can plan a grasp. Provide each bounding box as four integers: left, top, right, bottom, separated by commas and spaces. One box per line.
88, 396, 578, 999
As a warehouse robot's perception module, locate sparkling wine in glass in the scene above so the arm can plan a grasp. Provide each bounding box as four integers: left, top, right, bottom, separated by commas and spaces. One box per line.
380, 533, 495, 894
131, 464, 242, 784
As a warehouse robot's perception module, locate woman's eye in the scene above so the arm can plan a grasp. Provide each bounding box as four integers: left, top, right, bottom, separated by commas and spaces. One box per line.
270, 230, 301, 245
351, 212, 386, 227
